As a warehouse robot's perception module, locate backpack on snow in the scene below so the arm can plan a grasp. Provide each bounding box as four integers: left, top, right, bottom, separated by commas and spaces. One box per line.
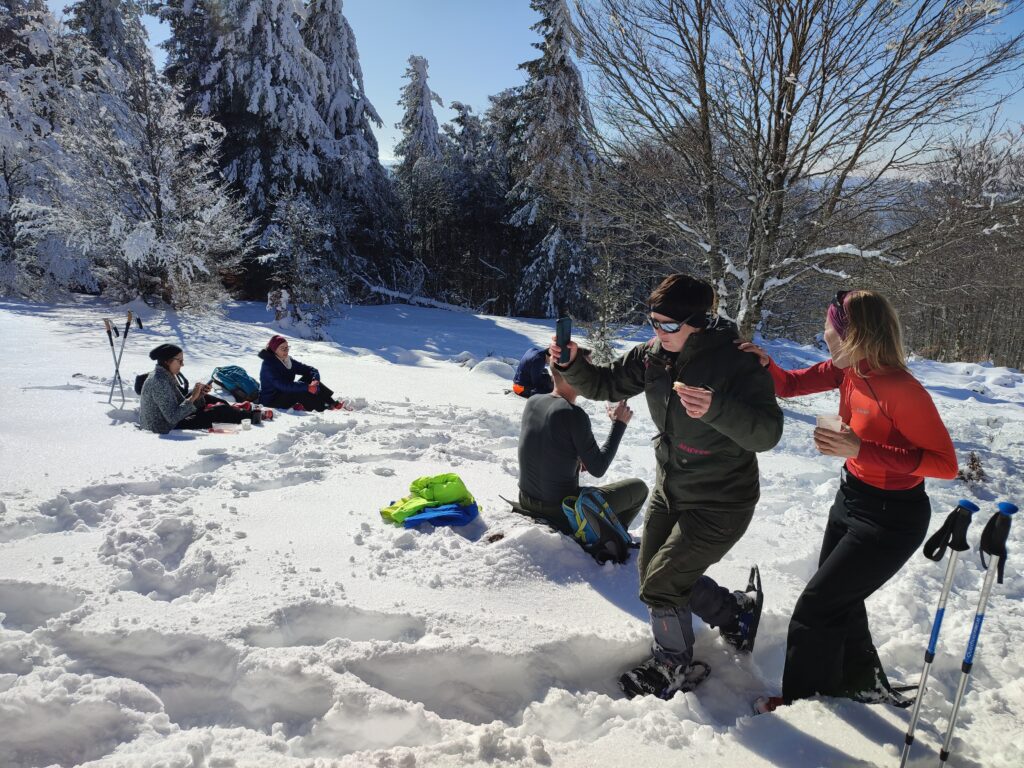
211, 365, 260, 403
562, 488, 633, 564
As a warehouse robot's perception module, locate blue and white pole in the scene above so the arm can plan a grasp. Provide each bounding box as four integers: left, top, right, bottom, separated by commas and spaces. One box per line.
899, 499, 979, 768
938, 501, 1017, 766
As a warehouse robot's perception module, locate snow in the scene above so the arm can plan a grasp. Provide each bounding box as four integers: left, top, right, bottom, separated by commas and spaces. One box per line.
1, 297, 1023, 768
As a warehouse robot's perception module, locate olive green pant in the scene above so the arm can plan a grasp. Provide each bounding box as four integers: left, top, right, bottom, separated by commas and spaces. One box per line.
515, 478, 650, 537
638, 488, 755, 610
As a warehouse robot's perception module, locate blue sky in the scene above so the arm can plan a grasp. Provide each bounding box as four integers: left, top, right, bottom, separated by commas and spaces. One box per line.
45, 1, 1024, 164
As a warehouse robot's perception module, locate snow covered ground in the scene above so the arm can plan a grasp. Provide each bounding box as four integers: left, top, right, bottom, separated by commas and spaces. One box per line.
1, 297, 1022, 768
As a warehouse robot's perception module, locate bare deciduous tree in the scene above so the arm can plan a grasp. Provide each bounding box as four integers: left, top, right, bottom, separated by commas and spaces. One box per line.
886, 121, 1024, 366
574, 0, 1024, 336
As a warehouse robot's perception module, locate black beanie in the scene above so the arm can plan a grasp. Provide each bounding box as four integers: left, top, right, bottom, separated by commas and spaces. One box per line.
648, 274, 714, 323
149, 343, 182, 363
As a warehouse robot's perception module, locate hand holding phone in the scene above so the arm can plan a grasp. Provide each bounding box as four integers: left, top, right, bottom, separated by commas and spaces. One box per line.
556, 317, 572, 365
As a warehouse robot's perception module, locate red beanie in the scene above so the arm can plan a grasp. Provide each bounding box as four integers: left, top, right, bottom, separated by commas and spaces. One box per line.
267, 335, 288, 353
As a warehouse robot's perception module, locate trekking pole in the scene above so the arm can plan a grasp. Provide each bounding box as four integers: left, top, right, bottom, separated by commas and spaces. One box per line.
108, 310, 134, 407
898, 499, 979, 768
104, 318, 126, 405
938, 501, 1017, 766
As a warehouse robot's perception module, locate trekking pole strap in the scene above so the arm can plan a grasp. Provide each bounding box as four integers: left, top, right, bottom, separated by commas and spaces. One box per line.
923, 499, 980, 561
979, 502, 1017, 584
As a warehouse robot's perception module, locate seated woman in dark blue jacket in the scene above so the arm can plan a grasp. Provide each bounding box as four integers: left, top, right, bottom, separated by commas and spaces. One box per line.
258, 335, 345, 412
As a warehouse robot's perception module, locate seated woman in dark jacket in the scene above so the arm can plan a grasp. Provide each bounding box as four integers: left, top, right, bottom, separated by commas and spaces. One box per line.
140, 344, 270, 433
258, 335, 345, 412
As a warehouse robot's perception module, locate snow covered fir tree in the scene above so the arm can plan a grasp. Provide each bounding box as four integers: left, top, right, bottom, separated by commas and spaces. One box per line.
507, 0, 595, 318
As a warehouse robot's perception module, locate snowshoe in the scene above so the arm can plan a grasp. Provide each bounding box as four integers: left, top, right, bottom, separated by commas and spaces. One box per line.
850, 682, 917, 709
720, 565, 763, 653
619, 658, 711, 700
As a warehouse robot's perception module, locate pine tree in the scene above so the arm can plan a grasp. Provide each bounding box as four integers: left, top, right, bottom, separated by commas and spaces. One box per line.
300, 0, 398, 275
264, 193, 346, 338
393, 54, 450, 284
179, 0, 329, 227
159, 0, 217, 102
15, 68, 254, 307
434, 101, 519, 311
64, 0, 150, 72
301, 0, 383, 198
394, 55, 443, 180
510, 0, 595, 318
0, 0, 96, 296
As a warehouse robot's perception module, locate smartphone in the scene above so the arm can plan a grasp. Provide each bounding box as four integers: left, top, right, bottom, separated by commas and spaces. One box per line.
556, 317, 572, 364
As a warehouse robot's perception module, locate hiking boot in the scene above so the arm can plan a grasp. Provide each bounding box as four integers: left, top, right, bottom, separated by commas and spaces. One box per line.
720, 589, 758, 653
754, 695, 785, 714
619, 658, 710, 700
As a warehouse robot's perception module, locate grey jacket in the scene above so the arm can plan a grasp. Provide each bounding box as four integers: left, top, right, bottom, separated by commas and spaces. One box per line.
139, 365, 196, 434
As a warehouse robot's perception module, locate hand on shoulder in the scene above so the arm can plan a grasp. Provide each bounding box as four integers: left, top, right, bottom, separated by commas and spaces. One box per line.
735, 339, 771, 368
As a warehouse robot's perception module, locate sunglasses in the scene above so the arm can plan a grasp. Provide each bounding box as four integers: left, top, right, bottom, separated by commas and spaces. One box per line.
649, 311, 705, 334
831, 290, 849, 310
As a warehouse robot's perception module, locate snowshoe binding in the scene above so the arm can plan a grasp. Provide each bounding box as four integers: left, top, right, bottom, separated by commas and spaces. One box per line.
850, 682, 917, 709
619, 658, 711, 700
720, 565, 763, 653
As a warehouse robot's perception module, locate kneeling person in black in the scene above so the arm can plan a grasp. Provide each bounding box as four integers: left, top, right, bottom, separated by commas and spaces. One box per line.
517, 362, 648, 537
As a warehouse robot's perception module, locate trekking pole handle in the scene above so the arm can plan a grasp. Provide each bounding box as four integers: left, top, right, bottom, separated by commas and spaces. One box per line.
950, 499, 980, 551
923, 499, 979, 561
979, 502, 1017, 584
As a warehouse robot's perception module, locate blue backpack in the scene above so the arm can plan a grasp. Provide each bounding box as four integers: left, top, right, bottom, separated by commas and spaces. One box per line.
211, 365, 260, 403
562, 488, 633, 564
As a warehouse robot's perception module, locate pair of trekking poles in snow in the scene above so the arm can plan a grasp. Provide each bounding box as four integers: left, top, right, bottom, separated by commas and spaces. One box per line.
899, 498, 1018, 767
103, 311, 143, 408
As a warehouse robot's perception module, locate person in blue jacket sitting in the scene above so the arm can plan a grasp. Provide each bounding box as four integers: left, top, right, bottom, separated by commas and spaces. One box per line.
512, 346, 555, 398
258, 335, 345, 411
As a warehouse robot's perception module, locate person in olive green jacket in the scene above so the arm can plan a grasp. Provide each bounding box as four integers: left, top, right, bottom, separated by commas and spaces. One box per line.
550, 273, 784, 700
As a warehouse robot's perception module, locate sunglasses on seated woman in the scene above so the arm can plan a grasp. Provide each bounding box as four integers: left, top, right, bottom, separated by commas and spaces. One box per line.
649, 312, 705, 333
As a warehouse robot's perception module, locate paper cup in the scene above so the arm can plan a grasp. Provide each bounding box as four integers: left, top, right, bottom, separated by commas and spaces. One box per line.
815, 414, 843, 431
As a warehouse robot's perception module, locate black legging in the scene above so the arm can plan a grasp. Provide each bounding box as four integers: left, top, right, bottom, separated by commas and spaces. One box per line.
177, 396, 248, 430
782, 468, 931, 702
265, 382, 337, 412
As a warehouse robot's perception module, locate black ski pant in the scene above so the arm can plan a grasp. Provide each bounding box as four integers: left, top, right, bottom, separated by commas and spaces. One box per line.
265, 381, 337, 412
177, 397, 247, 430
782, 468, 931, 703
516, 477, 649, 537
638, 488, 754, 667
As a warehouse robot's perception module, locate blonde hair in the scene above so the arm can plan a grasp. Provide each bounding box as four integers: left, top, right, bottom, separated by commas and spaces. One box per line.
836, 290, 908, 374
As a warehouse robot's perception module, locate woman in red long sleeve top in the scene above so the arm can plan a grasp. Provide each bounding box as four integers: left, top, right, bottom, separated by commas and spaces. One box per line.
743, 290, 957, 713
